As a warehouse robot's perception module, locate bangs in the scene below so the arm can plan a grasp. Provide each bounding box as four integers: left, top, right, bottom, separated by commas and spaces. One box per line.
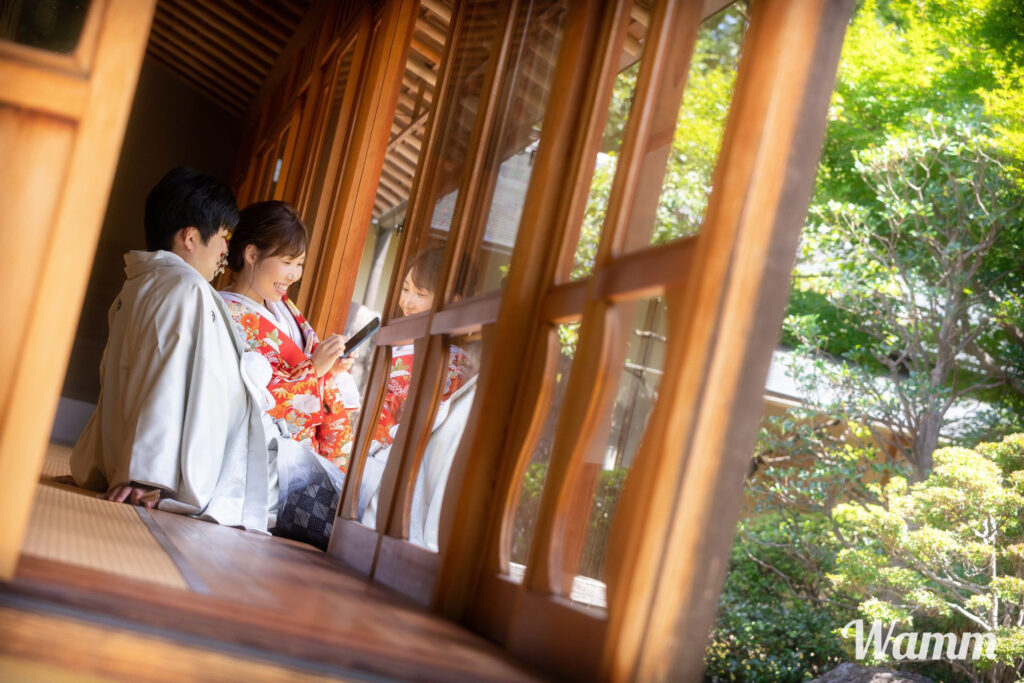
265, 221, 307, 259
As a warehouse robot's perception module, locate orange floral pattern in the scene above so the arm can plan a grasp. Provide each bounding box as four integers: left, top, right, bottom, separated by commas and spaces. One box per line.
369, 344, 476, 450
223, 295, 353, 472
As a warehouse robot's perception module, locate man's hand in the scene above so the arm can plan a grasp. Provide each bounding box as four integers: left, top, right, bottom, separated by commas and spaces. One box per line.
103, 483, 160, 509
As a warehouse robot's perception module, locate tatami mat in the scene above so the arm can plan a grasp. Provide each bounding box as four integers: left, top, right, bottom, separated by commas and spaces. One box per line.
39, 443, 73, 479
21, 446, 189, 591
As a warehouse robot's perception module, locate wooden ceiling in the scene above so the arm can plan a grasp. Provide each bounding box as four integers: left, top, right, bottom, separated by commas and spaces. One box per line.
372, 0, 653, 222
146, 0, 310, 117
142, 0, 652, 220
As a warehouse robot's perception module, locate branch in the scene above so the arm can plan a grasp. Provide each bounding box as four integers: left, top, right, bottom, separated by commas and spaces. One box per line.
964, 338, 1023, 396
945, 600, 993, 632
1001, 321, 1024, 348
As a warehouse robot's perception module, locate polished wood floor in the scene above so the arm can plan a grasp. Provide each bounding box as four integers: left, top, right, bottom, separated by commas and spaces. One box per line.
0, 447, 541, 682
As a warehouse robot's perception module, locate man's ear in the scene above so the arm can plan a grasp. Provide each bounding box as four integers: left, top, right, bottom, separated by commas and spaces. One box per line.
180, 226, 199, 251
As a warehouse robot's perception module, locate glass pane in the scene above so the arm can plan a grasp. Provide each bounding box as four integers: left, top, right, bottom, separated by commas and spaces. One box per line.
0, 0, 91, 54
349, 27, 444, 382
303, 47, 354, 230
568, 1, 647, 281
355, 345, 410, 529
632, 5, 749, 251
267, 123, 292, 200
569, 297, 667, 609
407, 332, 482, 549
450, 0, 570, 300
507, 323, 579, 577
395, 1, 502, 317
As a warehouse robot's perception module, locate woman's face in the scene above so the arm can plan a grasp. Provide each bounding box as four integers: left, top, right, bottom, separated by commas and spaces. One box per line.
249, 250, 305, 303
399, 272, 434, 316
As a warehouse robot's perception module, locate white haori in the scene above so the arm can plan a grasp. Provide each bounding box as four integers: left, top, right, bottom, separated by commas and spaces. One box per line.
71, 250, 274, 532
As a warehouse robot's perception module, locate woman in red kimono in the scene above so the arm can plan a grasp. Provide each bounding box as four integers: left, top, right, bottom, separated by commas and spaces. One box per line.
367, 247, 476, 453
357, 247, 477, 519
220, 201, 357, 472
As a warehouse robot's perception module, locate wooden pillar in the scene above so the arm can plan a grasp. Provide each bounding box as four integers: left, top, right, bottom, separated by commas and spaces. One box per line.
305, 0, 420, 335
0, 0, 157, 579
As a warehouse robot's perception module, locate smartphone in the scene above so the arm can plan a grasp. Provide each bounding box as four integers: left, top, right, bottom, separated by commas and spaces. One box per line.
341, 316, 381, 358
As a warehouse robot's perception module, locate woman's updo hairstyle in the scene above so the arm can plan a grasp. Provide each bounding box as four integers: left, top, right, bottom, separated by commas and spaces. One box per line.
227, 201, 308, 273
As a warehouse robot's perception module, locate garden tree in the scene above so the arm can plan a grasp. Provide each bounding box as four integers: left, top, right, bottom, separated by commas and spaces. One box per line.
816, 0, 1024, 205
829, 434, 1024, 683
789, 116, 1024, 478
705, 0, 1024, 679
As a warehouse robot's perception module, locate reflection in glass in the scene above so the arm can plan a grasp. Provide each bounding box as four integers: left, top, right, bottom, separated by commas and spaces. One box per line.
408, 332, 481, 549
508, 323, 579, 573
357, 336, 479, 533
0, 0, 90, 54
569, 5, 749, 272
572, 298, 667, 608
398, 3, 502, 313
355, 344, 408, 530
452, 0, 569, 299
303, 48, 354, 230
645, 5, 748, 248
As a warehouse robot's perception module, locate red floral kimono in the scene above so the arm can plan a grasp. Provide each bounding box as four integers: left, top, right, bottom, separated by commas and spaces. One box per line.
369, 343, 476, 451
221, 293, 354, 472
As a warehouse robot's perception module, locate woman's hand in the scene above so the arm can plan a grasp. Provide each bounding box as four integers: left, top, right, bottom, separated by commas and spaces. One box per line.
312, 334, 346, 378
331, 354, 355, 376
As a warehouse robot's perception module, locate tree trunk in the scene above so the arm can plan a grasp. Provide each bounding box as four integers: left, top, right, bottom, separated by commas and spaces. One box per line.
913, 411, 943, 478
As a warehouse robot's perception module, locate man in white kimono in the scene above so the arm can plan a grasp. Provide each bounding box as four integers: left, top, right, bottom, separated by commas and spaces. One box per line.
71, 167, 274, 532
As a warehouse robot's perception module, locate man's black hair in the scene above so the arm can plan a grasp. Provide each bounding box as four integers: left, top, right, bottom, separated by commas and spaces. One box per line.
144, 167, 239, 251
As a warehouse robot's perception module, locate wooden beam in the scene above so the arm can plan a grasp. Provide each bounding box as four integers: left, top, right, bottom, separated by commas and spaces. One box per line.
411, 35, 443, 64
415, 16, 448, 46
149, 15, 263, 91
147, 37, 253, 107
199, 1, 284, 54
405, 55, 438, 87
0, 59, 88, 119
421, 0, 452, 25
387, 111, 430, 152
392, 141, 421, 166
163, 0, 275, 71
219, 0, 294, 44
630, 4, 651, 28
385, 150, 419, 178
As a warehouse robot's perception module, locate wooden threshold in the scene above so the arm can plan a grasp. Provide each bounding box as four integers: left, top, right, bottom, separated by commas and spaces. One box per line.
4, 460, 541, 682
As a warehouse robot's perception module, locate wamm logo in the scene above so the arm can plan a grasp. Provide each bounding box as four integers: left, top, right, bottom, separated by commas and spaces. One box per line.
842, 620, 996, 661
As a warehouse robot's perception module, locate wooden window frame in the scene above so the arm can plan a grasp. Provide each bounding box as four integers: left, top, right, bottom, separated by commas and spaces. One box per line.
329, 0, 599, 607
0, 0, 157, 579
442, 1, 855, 678
229, 0, 852, 678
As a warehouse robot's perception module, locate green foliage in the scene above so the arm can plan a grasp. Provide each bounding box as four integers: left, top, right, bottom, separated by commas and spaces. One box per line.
509, 463, 628, 579
705, 513, 850, 682
571, 5, 748, 279
790, 114, 1024, 476
829, 435, 1024, 680
711, 1, 1024, 679
782, 288, 877, 362
817, 0, 1024, 204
